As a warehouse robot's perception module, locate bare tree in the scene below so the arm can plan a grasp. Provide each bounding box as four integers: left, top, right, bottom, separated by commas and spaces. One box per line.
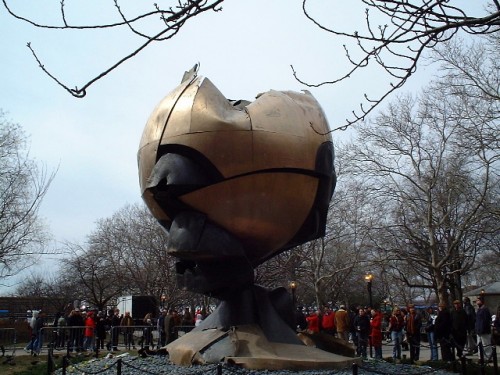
465, 246, 500, 286
255, 178, 371, 308
307, 181, 373, 308
14, 272, 73, 313
70, 202, 197, 309
14, 272, 47, 297
0, 110, 56, 281
294, 0, 500, 131
254, 246, 316, 305
60, 243, 123, 311
344, 34, 500, 305
432, 34, 500, 103
341, 73, 499, 303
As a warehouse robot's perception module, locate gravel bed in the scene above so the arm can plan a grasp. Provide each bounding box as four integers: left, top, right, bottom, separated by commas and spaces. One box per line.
54, 354, 457, 375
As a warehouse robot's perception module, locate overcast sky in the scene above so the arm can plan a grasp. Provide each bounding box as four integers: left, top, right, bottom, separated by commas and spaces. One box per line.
1, 0, 469, 291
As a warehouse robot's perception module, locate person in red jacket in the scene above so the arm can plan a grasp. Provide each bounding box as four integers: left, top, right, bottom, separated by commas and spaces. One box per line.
321, 306, 336, 336
306, 310, 320, 333
370, 308, 383, 359
84, 311, 96, 351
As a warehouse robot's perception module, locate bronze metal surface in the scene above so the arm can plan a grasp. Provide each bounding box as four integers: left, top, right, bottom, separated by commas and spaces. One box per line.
138, 66, 335, 272
138, 75, 331, 192
178, 172, 319, 265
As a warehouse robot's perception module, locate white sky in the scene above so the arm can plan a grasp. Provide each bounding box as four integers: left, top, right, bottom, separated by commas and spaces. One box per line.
0, 0, 475, 291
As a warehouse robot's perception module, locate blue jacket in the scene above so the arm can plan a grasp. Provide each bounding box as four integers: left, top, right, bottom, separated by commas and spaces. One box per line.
475, 306, 491, 334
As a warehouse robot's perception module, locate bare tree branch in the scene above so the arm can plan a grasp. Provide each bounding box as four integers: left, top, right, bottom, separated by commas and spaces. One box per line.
3, 0, 224, 97
293, 0, 500, 132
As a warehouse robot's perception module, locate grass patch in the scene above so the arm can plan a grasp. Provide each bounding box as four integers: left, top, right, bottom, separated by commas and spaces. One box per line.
1, 355, 48, 375
1, 351, 107, 375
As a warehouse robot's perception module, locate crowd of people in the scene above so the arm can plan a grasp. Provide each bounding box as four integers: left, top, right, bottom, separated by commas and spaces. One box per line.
24, 306, 205, 355
296, 295, 499, 363
297, 304, 385, 360
23, 294, 499, 362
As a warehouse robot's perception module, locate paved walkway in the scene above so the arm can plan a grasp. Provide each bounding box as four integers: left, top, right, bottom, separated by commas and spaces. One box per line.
6, 340, 494, 363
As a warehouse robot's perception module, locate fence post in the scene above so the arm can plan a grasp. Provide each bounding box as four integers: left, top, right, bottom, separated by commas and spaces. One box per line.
0, 328, 17, 357
460, 355, 467, 375
62, 356, 67, 375
94, 324, 99, 359
117, 358, 122, 375
478, 342, 486, 375
111, 326, 118, 351
452, 357, 458, 373
66, 337, 71, 357
47, 342, 54, 374
352, 362, 358, 375
492, 345, 498, 375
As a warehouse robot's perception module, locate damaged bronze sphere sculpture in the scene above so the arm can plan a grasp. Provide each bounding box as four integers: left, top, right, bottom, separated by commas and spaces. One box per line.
137, 66, 354, 369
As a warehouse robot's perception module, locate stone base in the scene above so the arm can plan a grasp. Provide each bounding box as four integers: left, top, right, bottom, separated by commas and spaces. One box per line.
167, 324, 360, 370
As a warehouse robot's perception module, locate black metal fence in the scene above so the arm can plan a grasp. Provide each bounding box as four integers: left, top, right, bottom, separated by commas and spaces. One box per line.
1, 326, 498, 375
0, 327, 16, 357
54, 338, 498, 375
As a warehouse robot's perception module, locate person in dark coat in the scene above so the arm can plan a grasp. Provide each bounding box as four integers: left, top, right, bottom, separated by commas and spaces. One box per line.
354, 308, 371, 359
434, 302, 454, 361
350, 306, 360, 350
164, 309, 177, 344
463, 297, 476, 354
32, 311, 45, 355
109, 308, 121, 351
450, 300, 468, 357
140, 313, 154, 349
95, 312, 107, 350
475, 296, 492, 359
295, 306, 307, 331
157, 310, 166, 347
405, 304, 422, 362
67, 309, 84, 352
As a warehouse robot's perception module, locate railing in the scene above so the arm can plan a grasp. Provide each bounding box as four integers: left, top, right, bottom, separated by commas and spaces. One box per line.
55, 345, 498, 375
2, 325, 499, 375
0, 328, 17, 357
19, 324, 163, 358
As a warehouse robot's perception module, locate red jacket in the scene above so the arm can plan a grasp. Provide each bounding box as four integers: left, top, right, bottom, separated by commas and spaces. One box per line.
84, 314, 96, 337
322, 312, 335, 330
306, 313, 320, 333
370, 312, 383, 347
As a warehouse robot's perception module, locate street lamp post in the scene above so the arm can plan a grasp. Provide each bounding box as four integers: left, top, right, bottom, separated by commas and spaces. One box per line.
289, 281, 297, 307
364, 273, 374, 358
364, 273, 374, 308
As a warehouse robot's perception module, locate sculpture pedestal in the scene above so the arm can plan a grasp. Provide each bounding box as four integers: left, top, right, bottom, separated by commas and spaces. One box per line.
166, 285, 359, 370
167, 324, 360, 370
